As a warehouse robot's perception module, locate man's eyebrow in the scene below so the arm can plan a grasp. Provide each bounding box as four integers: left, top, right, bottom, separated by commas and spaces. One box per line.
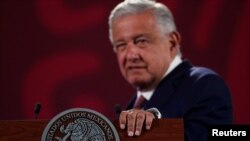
113, 34, 148, 44
134, 34, 146, 39
113, 39, 125, 45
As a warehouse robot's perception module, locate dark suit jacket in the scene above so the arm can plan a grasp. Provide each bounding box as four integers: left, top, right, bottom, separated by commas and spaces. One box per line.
126, 60, 233, 141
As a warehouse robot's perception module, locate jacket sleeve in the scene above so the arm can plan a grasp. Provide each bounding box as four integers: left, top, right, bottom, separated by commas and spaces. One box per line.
184, 74, 233, 141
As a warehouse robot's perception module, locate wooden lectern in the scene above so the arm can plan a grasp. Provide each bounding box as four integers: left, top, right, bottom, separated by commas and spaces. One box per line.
0, 119, 184, 141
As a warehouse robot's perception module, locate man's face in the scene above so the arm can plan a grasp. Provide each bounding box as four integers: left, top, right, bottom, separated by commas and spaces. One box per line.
111, 11, 179, 91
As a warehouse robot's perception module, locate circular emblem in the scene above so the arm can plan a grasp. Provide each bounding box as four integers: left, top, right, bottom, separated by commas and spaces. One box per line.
41, 108, 120, 141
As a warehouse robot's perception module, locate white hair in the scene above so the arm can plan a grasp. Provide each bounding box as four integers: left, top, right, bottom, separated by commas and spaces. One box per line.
108, 0, 177, 43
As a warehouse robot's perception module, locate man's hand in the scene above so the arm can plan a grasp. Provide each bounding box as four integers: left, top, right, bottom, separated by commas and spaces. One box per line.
119, 109, 155, 136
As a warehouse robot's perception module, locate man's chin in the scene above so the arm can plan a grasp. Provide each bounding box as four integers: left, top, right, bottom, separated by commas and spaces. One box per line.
128, 78, 151, 89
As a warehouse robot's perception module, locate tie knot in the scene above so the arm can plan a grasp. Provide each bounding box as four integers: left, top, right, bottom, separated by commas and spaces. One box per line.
133, 95, 147, 109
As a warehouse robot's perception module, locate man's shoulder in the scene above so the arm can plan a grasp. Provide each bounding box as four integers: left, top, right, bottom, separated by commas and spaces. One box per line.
189, 66, 219, 79
186, 66, 230, 92
174, 60, 220, 80
161, 60, 226, 88
174, 61, 226, 86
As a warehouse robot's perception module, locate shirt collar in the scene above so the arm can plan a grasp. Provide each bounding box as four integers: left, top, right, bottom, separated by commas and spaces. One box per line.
137, 55, 182, 100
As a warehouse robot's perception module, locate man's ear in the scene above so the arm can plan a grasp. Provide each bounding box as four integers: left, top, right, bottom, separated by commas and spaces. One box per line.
168, 31, 181, 58
169, 31, 181, 49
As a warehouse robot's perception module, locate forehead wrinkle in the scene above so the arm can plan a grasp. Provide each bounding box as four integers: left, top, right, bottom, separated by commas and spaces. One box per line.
113, 24, 155, 44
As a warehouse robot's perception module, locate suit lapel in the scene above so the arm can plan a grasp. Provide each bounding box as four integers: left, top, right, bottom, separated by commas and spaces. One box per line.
145, 77, 175, 110
125, 95, 137, 110
145, 61, 193, 110
126, 60, 193, 110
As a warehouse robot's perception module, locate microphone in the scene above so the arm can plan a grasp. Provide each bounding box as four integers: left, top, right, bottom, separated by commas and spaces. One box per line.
34, 102, 41, 119
114, 104, 121, 118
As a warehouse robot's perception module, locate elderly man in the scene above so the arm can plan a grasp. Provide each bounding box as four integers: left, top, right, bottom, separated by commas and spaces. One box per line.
108, 0, 232, 140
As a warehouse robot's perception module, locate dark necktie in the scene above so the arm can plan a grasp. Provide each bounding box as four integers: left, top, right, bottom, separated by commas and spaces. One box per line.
133, 95, 147, 109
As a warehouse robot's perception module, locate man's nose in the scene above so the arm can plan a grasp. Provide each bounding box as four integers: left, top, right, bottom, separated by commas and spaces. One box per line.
125, 42, 140, 61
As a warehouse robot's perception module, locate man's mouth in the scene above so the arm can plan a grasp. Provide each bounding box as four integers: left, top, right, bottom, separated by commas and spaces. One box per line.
127, 66, 146, 70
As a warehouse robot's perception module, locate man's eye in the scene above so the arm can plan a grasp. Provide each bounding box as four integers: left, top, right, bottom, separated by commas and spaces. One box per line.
135, 38, 148, 46
115, 43, 126, 51
116, 43, 125, 48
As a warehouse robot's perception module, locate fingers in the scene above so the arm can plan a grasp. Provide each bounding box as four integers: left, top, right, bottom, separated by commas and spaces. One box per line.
135, 111, 145, 136
119, 109, 154, 137
119, 111, 128, 129
127, 111, 137, 136
145, 111, 155, 130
